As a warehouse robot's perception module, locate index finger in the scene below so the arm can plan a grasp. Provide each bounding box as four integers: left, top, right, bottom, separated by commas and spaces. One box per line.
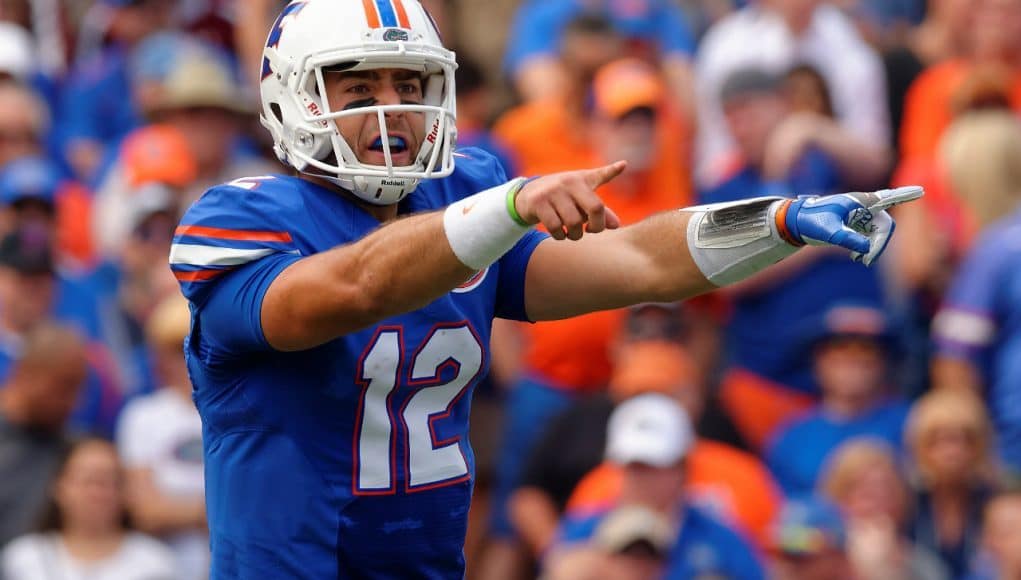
583, 161, 628, 189
867, 186, 924, 212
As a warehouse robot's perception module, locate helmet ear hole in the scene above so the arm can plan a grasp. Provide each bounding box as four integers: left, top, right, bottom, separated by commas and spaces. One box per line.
269, 102, 284, 123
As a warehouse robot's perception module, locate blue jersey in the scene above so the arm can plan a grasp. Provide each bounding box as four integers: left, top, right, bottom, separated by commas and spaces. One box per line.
558, 504, 765, 580
170, 149, 546, 579
933, 210, 1021, 473
765, 399, 910, 496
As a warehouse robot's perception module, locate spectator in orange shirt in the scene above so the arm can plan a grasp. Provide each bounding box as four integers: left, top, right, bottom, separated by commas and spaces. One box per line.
509, 317, 700, 560
531, 312, 780, 552
899, 0, 1021, 161
493, 14, 624, 179
565, 433, 782, 551
485, 54, 692, 569
549, 394, 767, 579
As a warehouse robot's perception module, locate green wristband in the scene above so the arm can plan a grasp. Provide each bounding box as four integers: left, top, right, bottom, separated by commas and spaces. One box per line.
505, 177, 535, 227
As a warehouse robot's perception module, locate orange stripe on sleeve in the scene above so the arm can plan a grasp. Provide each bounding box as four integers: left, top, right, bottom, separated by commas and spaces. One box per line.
392, 0, 411, 28
174, 225, 294, 243
174, 269, 228, 282
774, 200, 804, 247
362, 0, 381, 28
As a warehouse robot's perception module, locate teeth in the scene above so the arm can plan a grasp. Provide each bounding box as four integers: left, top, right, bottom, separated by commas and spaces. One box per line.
388, 137, 406, 149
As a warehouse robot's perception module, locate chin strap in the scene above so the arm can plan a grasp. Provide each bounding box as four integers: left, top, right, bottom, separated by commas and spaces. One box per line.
305, 171, 421, 206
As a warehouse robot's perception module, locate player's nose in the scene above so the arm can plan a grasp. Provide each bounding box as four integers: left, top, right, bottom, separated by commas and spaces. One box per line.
376, 85, 403, 109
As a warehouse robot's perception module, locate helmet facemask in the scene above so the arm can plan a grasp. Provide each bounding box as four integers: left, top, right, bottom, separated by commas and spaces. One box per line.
280, 44, 457, 206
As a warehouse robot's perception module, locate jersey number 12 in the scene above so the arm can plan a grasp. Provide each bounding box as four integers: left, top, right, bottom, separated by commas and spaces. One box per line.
354, 323, 484, 494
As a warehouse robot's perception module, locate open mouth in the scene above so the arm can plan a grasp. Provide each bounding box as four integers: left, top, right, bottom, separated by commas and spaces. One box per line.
369, 136, 409, 154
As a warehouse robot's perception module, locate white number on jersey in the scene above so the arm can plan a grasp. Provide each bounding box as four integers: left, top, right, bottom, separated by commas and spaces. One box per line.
354, 324, 483, 493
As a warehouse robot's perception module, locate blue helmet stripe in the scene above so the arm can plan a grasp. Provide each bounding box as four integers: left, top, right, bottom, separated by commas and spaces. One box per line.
374, 0, 398, 27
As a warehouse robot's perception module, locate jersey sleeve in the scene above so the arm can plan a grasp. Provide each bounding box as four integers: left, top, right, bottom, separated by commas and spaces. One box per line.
170, 180, 303, 356
932, 229, 1008, 362
495, 231, 547, 322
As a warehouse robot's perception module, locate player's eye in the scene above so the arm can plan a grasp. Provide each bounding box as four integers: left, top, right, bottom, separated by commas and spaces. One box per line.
396, 82, 422, 98
347, 84, 371, 95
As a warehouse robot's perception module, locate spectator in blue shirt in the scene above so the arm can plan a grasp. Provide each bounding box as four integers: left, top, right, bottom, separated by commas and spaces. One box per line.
700, 66, 885, 451
548, 394, 765, 580
766, 303, 910, 497
453, 54, 517, 177
770, 497, 855, 580
905, 389, 995, 579
57, 0, 174, 182
0, 228, 122, 435
504, 0, 696, 112
932, 201, 1021, 478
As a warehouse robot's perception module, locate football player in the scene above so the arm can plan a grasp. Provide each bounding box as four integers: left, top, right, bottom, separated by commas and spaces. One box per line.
170, 1, 922, 577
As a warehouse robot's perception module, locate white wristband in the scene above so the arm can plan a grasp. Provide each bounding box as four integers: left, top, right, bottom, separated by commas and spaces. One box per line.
683, 197, 800, 286
443, 178, 533, 270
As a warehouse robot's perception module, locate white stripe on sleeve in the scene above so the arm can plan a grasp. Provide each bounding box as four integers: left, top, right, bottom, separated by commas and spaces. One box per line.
932, 309, 996, 347
169, 244, 278, 267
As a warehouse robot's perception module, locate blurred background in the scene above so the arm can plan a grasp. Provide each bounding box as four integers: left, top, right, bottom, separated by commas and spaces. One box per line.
0, 0, 1020, 579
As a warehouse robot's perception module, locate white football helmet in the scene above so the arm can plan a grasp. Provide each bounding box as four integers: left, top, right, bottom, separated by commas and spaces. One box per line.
259, 0, 457, 205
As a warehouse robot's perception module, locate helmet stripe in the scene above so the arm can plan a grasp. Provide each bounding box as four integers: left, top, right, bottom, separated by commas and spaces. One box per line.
361, 0, 381, 28
392, 0, 411, 28
373, 0, 398, 27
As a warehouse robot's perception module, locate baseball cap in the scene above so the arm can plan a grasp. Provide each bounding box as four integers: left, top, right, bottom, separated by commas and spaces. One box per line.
0, 156, 63, 207
592, 505, 677, 558
0, 226, 54, 275
592, 58, 665, 119
800, 303, 896, 351
605, 393, 695, 467
719, 67, 783, 105
121, 125, 197, 188
0, 23, 35, 79
772, 498, 847, 556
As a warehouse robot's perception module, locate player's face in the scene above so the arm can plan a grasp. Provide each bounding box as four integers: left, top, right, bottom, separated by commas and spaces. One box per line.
322, 68, 426, 167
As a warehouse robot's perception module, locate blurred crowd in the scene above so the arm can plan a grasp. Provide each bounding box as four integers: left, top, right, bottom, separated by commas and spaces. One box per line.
0, 0, 1018, 579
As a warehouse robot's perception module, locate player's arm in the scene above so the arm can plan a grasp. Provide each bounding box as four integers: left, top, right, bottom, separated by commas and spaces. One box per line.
260, 165, 626, 351
262, 211, 474, 350
518, 184, 923, 321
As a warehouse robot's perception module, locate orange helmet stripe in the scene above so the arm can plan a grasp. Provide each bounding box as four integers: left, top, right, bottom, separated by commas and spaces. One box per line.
362, 0, 382, 28
392, 0, 411, 28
